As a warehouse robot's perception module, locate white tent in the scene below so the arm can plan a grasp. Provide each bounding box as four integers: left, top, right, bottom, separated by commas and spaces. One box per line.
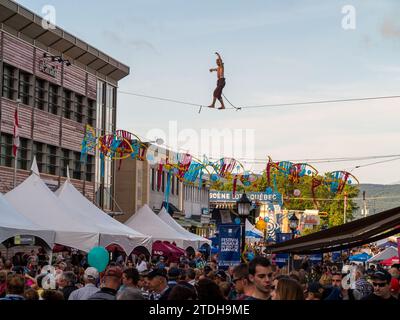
125, 205, 192, 249
56, 180, 152, 253
245, 219, 264, 241
158, 207, 211, 249
367, 246, 398, 263
0, 193, 55, 248
5, 162, 100, 252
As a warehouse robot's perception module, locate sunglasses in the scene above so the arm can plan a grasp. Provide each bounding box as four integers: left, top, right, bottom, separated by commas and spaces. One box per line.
372, 282, 388, 288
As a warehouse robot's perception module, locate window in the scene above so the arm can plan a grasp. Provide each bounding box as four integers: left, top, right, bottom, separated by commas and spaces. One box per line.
2, 64, 17, 100
18, 71, 32, 105
162, 172, 165, 192
86, 155, 94, 182
32, 142, 45, 173
61, 149, 70, 177
73, 152, 82, 180
87, 99, 96, 127
47, 145, 58, 175
17, 138, 30, 170
35, 78, 47, 110
75, 94, 85, 123
0, 134, 13, 167
171, 174, 175, 195
48, 84, 60, 115
63, 89, 73, 119
176, 177, 179, 195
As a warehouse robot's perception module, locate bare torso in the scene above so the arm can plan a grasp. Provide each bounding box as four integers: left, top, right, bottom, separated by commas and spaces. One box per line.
217, 65, 224, 79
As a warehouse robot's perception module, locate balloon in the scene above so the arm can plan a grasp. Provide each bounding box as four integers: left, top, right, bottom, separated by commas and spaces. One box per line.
88, 246, 109, 272
234, 217, 241, 225
264, 217, 270, 223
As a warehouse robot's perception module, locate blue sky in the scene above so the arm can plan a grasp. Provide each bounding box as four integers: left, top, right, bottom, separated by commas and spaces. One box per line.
17, 0, 400, 184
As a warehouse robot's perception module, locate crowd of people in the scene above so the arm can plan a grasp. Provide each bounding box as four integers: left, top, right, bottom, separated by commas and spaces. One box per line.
0, 247, 399, 301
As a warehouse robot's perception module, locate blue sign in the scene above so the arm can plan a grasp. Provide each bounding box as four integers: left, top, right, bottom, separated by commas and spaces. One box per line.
276, 232, 293, 243
275, 253, 289, 268
218, 224, 241, 269
332, 251, 341, 262
309, 253, 323, 264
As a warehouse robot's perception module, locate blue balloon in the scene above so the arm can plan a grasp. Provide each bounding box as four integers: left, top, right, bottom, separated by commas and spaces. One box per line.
264, 217, 270, 222
234, 218, 241, 225
88, 246, 109, 272
307, 170, 311, 174
348, 180, 352, 184
247, 252, 255, 261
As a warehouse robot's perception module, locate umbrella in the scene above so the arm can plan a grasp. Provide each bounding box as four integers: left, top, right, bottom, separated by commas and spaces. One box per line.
349, 252, 371, 262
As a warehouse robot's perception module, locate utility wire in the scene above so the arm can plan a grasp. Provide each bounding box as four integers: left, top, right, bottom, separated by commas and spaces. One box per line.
119, 90, 400, 110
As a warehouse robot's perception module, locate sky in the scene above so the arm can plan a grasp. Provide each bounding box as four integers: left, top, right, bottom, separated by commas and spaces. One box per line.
17, 0, 400, 184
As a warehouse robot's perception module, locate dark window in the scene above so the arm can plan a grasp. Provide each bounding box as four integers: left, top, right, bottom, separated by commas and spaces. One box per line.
75, 95, 85, 123
86, 155, 94, 182
151, 168, 155, 191
0, 134, 13, 167
2, 64, 17, 100
63, 89, 73, 119
17, 138, 30, 170
48, 84, 60, 115
162, 172, 165, 192
87, 99, 96, 127
61, 149, 70, 177
176, 177, 179, 195
171, 174, 175, 195
73, 152, 82, 180
47, 145, 58, 175
35, 78, 47, 110
18, 71, 31, 105
33, 142, 45, 173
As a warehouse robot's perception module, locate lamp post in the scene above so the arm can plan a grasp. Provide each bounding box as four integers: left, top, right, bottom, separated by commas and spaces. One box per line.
237, 192, 251, 262
288, 213, 299, 273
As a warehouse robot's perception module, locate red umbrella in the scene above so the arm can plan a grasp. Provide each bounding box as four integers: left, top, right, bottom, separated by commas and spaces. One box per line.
162, 241, 186, 255
381, 256, 400, 266
152, 241, 183, 263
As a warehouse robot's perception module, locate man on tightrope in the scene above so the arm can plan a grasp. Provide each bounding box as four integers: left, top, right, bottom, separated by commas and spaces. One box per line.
208, 52, 226, 109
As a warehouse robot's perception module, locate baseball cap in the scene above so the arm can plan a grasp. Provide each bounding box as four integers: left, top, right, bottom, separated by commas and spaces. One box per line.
215, 270, 227, 281
203, 266, 212, 274
84, 267, 99, 280
147, 268, 168, 279
371, 270, 391, 283
104, 266, 123, 279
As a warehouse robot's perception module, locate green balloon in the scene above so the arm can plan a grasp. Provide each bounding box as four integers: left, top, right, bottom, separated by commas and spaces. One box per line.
88, 246, 109, 272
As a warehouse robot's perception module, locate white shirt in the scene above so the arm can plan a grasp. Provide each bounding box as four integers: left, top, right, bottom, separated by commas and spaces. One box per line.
68, 283, 99, 300
136, 261, 148, 273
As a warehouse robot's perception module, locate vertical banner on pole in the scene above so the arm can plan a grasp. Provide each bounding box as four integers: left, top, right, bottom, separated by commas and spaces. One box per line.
218, 224, 241, 269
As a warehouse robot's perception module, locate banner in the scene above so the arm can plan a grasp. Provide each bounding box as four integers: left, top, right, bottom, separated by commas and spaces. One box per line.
218, 224, 241, 268
276, 232, 292, 243
332, 251, 341, 262
275, 253, 289, 268
309, 253, 323, 264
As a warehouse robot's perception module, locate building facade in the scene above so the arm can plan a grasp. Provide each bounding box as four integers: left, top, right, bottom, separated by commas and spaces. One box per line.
0, 0, 129, 210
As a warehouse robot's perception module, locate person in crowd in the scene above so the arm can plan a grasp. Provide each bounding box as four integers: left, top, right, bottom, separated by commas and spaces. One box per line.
271, 277, 304, 300
121, 268, 141, 290
232, 263, 254, 300
155, 256, 166, 269
219, 281, 231, 300
0, 271, 7, 298
147, 268, 171, 300
247, 256, 273, 300
168, 284, 197, 300
196, 278, 226, 301
58, 271, 78, 300
88, 266, 122, 300
214, 270, 227, 286
0, 274, 25, 300
353, 265, 374, 300
186, 268, 196, 286
117, 287, 145, 300
305, 282, 324, 300
362, 270, 398, 301
167, 267, 180, 288
68, 267, 99, 300
324, 272, 355, 300
136, 254, 148, 273
41, 290, 64, 300
24, 288, 39, 300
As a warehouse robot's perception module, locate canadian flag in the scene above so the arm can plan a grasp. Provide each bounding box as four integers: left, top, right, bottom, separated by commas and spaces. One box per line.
13, 108, 20, 157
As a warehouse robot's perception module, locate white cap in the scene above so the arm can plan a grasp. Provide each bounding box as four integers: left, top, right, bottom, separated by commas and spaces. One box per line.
84, 267, 99, 280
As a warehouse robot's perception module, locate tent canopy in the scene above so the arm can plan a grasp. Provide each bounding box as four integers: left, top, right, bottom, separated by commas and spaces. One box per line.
265, 206, 400, 254
158, 207, 211, 249
367, 246, 398, 263
349, 252, 371, 262
125, 205, 192, 249
56, 180, 152, 253
152, 240, 184, 262
5, 172, 100, 252
381, 256, 400, 266
0, 193, 55, 248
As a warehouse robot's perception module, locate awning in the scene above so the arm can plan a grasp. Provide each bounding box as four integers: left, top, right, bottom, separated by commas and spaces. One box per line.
265, 206, 400, 254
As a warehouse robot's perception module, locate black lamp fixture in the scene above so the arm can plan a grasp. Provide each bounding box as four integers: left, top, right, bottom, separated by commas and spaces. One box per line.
237, 192, 251, 218
289, 213, 299, 233
42, 53, 71, 66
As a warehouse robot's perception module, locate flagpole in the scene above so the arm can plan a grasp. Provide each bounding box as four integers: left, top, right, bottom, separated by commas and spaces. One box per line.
13, 99, 20, 189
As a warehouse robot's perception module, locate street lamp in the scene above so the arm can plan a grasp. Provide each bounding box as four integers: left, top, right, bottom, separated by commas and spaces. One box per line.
237, 193, 251, 262
288, 213, 299, 273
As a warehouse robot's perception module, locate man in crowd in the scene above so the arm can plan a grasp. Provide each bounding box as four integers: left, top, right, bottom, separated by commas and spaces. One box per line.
353, 265, 373, 300
324, 272, 354, 300
88, 266, 122, 300
362, 270, 398, 301
58, 271, 78, 300
0, 274, 25, 300
147, 268, 171, 300
246, 256, 273, 300
232, 263, 254, 300
68, 267, 99, 300
167, 267, 180, 288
